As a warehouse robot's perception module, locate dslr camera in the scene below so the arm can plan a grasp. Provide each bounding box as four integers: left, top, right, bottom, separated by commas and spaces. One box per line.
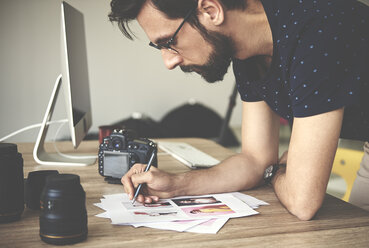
98, 129, 157, 183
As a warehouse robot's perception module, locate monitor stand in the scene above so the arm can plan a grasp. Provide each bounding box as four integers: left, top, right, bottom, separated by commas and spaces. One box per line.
33, 74, 96, 166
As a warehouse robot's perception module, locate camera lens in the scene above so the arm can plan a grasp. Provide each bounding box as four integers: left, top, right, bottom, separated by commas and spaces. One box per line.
25, 170, 59, 210
39, 174, 87, 245
0, 143, 24, 223
112, 138, 122, 149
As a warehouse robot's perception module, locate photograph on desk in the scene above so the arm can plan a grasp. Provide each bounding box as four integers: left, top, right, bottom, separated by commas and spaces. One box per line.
172, 196, 221, 206
183, 204, 235, 217
122, 199, 173, 210
94, 192, 267, 233
133, 211, 178, 217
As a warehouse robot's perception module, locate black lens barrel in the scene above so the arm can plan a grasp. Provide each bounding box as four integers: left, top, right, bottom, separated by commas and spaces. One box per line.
39, 174, 87, 245
25, 170, 59, 210
0, 143, 24, 223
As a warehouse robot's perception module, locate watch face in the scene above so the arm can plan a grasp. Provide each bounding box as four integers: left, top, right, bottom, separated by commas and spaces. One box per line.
264, 165, 274, 179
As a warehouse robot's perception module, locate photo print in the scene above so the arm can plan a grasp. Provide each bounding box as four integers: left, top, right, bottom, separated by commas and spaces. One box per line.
122, 199, 172, 210
182, 204, 235, 217
172, 196, 221, 206
133, 211, 178, 217
97, 193, 260, 227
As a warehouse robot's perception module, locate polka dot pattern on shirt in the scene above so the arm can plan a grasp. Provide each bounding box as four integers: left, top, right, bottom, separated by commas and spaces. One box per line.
233, 0, 369, 141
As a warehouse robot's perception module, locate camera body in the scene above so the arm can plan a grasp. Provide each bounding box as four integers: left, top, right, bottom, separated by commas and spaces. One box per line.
98, 130, 157, 182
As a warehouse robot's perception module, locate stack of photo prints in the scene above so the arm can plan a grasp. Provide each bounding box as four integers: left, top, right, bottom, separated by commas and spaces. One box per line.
94, 192, 269, 234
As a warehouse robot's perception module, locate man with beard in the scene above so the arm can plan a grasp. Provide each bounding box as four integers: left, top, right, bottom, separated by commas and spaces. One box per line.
109, 0, 369, 219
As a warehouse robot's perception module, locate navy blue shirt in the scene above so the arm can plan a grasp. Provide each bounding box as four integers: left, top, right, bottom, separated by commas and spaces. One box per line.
233, 0, 369, 141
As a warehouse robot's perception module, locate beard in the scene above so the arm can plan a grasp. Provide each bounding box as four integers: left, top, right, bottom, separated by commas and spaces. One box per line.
180, 30, 235, 83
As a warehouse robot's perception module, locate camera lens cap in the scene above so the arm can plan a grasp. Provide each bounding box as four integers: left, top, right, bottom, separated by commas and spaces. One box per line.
45, 174, 81, 189
0, 143, 18, 155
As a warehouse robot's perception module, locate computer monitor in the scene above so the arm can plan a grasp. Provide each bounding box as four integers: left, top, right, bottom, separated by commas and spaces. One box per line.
33, 1, 95, 166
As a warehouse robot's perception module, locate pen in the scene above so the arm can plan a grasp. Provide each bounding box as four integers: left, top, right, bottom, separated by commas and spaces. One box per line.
131, 149, 156, 205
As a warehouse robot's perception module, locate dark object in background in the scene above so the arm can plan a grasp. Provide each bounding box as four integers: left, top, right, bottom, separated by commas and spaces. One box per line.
111, 113, 168, 138
98, 129, 157, 184
160, 103, 239, 147
25, 170, 59, 210
0, 143, 24, 223
39, 174, 87, 245
87, 103, 239, 148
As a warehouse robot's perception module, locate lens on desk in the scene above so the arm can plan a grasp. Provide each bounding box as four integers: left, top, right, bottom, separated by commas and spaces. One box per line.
0, 143, 24, 223
39, 174, 87, 245
25, 170, 59, 210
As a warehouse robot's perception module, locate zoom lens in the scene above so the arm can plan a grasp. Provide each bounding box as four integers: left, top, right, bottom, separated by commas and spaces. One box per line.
0, 143, 24, 223
39, 174, 87, 245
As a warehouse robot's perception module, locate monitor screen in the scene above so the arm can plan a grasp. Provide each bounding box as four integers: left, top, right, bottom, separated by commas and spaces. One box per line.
61, 1, 92, 147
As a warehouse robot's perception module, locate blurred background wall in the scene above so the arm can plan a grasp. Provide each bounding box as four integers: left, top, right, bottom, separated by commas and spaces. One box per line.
0, 0, 242, 143
1, 0, 368, 143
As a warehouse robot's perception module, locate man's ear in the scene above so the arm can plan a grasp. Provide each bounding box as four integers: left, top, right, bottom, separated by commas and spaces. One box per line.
197, 0, 225, 27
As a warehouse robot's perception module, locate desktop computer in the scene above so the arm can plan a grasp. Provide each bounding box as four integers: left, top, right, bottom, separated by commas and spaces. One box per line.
33, 1, 95, 166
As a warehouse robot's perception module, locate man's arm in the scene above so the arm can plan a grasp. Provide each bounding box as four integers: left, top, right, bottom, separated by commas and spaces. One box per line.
272, 108, 344, 220
121, 101, 280, 203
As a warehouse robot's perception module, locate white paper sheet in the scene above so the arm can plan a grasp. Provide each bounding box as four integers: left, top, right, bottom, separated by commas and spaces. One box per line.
185, 218, 229, 234
132, 219, 208, 232
94, 192, 268, 234
232, 192, 269, 209
93, 202, 107, 210
95, 211, 110, 218
101, 193, 258, 225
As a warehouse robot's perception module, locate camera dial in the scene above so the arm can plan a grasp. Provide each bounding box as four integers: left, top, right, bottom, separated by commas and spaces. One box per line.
112, 138, 123, 150
129, 153, 139, 165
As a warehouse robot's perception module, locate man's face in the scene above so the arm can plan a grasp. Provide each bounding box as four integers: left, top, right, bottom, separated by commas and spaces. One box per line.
137, 2, 235, 83
180, 29, 234, 83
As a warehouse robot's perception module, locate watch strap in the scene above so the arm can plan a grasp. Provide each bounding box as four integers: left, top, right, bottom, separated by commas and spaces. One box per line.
263, 163, 286, 184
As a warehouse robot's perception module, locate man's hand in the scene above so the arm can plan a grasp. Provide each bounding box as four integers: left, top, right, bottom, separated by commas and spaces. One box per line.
121, 163, 179, 203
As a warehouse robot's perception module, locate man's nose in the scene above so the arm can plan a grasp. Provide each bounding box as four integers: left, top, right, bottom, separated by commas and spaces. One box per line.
161, 50, 183, 70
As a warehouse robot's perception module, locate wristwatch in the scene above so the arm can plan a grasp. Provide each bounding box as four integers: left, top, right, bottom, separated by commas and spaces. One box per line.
263, 163, 286, 184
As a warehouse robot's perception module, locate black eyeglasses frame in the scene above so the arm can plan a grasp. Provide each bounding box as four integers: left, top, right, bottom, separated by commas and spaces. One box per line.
149, 8, 197, 54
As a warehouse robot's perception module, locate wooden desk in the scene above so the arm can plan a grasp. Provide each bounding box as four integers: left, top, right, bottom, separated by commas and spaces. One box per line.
1, 138, 369, 247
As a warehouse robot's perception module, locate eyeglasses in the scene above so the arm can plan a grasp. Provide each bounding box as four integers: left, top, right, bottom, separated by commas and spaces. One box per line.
149, 8, 196, 54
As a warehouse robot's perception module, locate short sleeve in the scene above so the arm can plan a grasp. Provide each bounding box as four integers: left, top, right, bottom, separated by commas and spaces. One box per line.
288, 12, 366, 117
233, 58, 263, 102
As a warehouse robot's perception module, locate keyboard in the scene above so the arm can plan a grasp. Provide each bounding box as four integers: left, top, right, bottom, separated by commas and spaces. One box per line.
158, 141, 220, 168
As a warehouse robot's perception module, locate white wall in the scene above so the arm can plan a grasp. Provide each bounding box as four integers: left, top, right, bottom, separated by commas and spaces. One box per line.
0, 0, 242, 142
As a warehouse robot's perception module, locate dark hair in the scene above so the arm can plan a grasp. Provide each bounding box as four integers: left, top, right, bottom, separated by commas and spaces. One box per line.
108, 0, 246, 39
